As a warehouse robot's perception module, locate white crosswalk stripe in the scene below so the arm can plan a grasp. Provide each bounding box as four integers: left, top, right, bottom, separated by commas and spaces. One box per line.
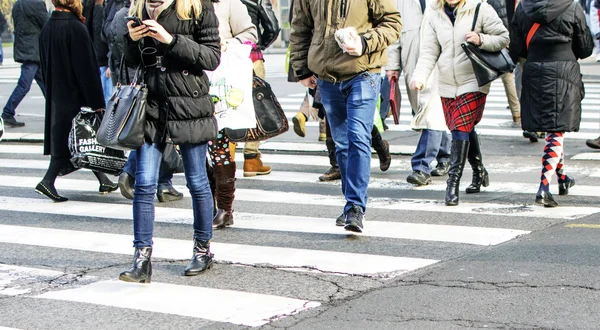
0, 135, 599, 327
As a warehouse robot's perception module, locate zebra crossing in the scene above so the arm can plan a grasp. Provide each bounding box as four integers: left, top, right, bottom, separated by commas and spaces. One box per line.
1, 137, 599, 329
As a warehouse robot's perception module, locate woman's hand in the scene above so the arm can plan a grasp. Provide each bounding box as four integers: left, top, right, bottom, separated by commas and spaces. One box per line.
142, 20, 174, 44
300, 75, 317, 89
386, 70, 399, 83
465, 32, 482, 46
409, 80, 423, 90
127, 20, 151, 42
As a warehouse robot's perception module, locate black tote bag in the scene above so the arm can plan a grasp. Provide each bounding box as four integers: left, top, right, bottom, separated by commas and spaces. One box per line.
97, 63, 148, 150
461, 3, 515, 87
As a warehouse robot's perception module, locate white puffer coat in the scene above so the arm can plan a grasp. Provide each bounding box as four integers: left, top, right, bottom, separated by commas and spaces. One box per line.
412, 0, 509, 98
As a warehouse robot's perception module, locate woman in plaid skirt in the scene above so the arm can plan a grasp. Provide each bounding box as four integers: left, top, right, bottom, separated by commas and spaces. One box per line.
409, 0, 509, 205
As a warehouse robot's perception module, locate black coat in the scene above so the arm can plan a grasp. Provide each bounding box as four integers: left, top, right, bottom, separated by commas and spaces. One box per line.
488, 0, 509, 28
124, 0, 221, 145
39, 11, 105, 158
510, 0, 594, 133
102, 0, 128, 71
106, 7, 132, 82
241, 0, 281, 50
12, 0, 48, 63
83, 0, 109, 67
0, 12, 7, 34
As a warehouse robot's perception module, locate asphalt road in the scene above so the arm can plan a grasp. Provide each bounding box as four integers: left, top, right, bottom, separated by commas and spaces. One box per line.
0, 54, 599, 329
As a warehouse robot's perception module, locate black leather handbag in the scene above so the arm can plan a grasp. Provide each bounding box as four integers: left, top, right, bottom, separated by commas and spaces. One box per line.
97, 63, 147, 150
461, 2, 515, 87
224, 76, 289, 142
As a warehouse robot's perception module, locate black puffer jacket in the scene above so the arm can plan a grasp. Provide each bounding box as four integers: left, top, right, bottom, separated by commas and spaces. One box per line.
240, 0, 280, 50
12, 0, 48, 63
106, 7, 131, 82
83, 0, 109, 67
487, 0, 509, 28
510, 0, 594, 133
124, 0, 221, 144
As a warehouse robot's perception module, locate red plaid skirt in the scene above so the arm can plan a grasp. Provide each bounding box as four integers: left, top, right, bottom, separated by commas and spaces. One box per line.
441, 92, 487, 132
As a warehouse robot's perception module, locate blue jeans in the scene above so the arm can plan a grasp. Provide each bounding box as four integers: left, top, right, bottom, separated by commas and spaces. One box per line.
99, 66, 114, 106
0, 37, 3, 63
379, 75, 391, 120
411, 129, 451, 174
318, 72, 381, 214
124, 150, 174, 189
2, 62, 46, 118
133, 142, 213, 248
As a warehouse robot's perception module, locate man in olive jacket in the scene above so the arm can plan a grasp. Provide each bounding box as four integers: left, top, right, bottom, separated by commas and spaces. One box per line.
1, 0, 48, 127
289, 0, 401, 233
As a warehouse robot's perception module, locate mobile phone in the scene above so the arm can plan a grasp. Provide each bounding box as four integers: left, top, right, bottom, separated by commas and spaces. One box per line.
126, 16, 143, 28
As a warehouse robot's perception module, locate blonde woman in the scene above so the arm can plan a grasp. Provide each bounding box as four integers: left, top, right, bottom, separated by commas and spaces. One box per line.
119, 0, 221, 283
410, 0, 508, 206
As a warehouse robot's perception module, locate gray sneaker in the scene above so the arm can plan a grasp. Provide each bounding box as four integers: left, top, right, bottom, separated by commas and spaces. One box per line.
344, 205, 364, 233
335, 213, 345, 226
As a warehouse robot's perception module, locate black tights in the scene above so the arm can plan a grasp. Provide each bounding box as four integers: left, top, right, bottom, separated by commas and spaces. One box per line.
43, 156, 111, 186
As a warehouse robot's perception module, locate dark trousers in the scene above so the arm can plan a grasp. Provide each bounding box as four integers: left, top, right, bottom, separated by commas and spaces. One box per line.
2, 62, 46, 118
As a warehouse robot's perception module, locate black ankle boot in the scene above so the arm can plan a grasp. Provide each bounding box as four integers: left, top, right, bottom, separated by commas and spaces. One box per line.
371, 128, 391, 171
446, 140, 470, 206
119, 247, 152, 283
184, 239, 214, 276
213, 209, 234, 229
465, 133, 489, 194
558, 177, 575, 196
536, 189, 558, 207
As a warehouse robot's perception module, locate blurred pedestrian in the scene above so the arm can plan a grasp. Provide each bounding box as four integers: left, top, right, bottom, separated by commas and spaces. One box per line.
1, 0, 48, 127
410, 0, 509, 206
290, 0, 401, 232
209, 0, 257, 230
386, 0, 451, 187
119, 0, 220, 283
510, 0, 594, 207
82, 0, 113, 106
37, 0, 118, 202
0, 10, 7, 65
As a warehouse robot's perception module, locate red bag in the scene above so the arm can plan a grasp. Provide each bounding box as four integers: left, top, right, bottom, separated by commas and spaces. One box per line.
389, 76, 401, 125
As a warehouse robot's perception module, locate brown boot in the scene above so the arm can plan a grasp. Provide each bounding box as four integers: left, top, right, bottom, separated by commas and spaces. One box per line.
320, 137, 341, 181
212, 163, 236, 229
243, 154, 271, 177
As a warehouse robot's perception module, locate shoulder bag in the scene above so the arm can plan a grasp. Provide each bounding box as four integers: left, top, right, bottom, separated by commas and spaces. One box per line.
461, 2, 516, 87
97, 60, 148, 150
224, 76, 289, 142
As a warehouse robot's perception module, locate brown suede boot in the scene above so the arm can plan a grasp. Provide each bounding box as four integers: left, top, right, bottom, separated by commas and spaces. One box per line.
212, 163, 236, 229
243, 153, 271, 177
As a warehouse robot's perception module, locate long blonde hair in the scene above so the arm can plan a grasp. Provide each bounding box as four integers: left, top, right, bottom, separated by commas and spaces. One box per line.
129, 0, 202, 20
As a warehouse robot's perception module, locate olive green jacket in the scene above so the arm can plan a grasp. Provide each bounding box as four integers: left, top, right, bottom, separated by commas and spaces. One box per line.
289, 0, 402, 83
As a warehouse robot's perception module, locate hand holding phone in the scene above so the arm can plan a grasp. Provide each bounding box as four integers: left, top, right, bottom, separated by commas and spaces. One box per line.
126, 16, 142, 28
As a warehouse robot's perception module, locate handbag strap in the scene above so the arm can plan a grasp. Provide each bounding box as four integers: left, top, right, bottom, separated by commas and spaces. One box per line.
526, 23, 540, 50
471, 2, 482, 32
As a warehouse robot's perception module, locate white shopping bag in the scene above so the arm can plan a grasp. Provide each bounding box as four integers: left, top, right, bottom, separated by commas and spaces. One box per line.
207, 44, 256, 130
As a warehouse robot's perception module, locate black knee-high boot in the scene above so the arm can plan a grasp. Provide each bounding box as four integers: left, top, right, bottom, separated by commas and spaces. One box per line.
371, 127, 391, 171
445, 140, 470, 206
465, 133, 489, 193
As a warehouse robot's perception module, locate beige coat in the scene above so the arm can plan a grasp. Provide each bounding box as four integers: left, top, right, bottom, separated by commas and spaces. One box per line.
213, 0, 258, 44
412, 0, 509, 98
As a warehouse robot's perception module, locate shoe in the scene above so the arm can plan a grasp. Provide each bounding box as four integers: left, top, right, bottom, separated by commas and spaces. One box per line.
0, 117, 4, 142
372, 128, 391, 172
318, 118, 326, 142
558, 177, 575, 196
1, 115, 25, 127
406, 170, 431, 186
430, 162, 450, 176
35, 181, 68, 202
445, 140, 470, 206
157, 186, 183, 202
119, 247, 152, 283
99, 182, 119, 194
344, 205, 364, 233
213, 209, 234, 229
184, 239, 214, 276
335, 213, 345, 226
596, 53, 600, 62
585, 136, 600, 149
465, 133, 489, 194
118, 172, 134, 200
243, 154, 271, 177
523, 131, 545, 143
292, 112, 307, 138
318, 133, 326, 141
512, 115, 521, 125
535, 189, 558, 207
319, 166, 341, 181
